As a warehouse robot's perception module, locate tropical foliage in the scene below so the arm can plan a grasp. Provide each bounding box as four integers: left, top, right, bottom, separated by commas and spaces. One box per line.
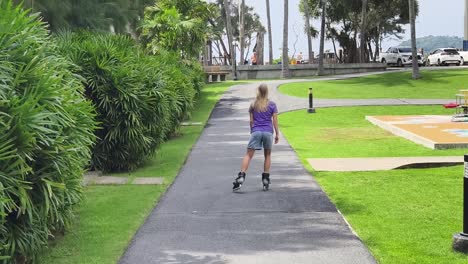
56, 31, 202, 172
13, 0, 152, 34
210, 0, 265, 65
141, 0, 215, 58
0, 1, 96, 262
301, 0, 419, 63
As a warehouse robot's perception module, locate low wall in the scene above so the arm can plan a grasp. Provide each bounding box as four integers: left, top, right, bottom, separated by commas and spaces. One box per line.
204, 63, 386, 80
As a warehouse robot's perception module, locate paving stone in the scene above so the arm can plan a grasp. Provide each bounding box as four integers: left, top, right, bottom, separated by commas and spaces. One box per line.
84, 176, 128, 185
308, 156, 462, 172
132, 177, 164, 185
181, 122, 203, 126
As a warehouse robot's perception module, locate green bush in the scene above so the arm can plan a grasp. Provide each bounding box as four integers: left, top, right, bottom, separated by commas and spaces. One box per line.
0, 1, 96, 262
149, 52, 199, 129
56, 32, 201, 172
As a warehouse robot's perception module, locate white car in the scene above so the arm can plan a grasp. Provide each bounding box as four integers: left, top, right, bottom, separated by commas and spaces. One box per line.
427, 48, 462, 66
457, 49, 468, 65
379, 47, 423, 67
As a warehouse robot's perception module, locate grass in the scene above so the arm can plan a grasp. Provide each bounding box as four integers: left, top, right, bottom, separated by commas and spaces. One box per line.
278, 69, 468, 99
279, 105, 468, 263
316, 167, 467, 264
279, 105, 466, 158
39, 81, 241, 263
39, 186, 162, 264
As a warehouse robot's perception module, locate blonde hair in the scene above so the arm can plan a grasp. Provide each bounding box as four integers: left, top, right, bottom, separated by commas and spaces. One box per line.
253, 84, 269, 112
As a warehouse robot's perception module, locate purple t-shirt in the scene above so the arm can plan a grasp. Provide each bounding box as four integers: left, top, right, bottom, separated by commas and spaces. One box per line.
249, 101, 278, 133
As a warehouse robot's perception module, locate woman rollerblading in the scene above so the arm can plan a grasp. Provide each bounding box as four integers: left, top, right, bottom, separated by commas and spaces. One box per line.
232, 84, 279, 192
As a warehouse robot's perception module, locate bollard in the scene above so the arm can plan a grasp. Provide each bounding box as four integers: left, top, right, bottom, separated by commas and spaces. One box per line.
307, 87, 316, 113
453, 154, 468, 253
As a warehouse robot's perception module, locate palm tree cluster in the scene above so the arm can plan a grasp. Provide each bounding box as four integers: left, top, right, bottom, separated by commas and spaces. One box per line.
141, 0, 215, 59
300, 0, 419, 64
212, 0, 265, 66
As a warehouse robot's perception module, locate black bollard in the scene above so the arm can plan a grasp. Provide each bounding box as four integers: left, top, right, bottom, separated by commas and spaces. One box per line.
453, 154, 468, 253
307, 87, 316, 113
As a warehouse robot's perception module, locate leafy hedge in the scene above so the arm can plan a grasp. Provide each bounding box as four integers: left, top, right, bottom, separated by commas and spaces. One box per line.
0, 1, 96, 262
56, 32, 203, 172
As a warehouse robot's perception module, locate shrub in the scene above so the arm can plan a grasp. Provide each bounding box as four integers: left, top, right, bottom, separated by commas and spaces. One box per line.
148, 51, 197, 131
56, 32, 201, 172
0, 1, 96, 262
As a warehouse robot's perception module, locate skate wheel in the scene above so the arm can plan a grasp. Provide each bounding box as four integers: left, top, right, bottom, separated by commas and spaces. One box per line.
233, 184, 241, 192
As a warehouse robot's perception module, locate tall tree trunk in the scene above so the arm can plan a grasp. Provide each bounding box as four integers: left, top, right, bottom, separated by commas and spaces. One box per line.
367, 41, 374, 61
374, 28, 380, 62
303, 0, 313, 64
331, 36, 338, 63
353, 31, 358, 63
282, 0, 290, 78
257, 32, 265, 65
409, 0, 420, 79
317, 0, 326, 75
223, 0, 236, 79
208, 19, 230, 65
464, 0, 468, 51
239, 0, 245, 65
266, 0, 273, 64
360, 0, 368, 63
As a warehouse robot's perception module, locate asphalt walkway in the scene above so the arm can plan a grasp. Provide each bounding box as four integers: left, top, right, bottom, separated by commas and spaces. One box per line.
120, 71, 453, 264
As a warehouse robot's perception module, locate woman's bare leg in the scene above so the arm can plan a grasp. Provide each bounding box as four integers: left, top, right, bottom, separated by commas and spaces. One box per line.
240, 149, 255, 172
263, 149, 271, 173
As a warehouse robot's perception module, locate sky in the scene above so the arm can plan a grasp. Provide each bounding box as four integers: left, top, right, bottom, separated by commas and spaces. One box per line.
217, 0, 466, 60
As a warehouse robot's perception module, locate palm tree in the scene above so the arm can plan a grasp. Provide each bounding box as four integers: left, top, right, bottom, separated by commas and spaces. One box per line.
360, 0, 368, 63
303, 0, 314, 64
239, 0, 245, 65
409, 0, 420, 79
223, 0, 236, 78
266, 0, 273, 65
141, 4, 208, 58
317, 0, 326, 75
281, 0, 290, 78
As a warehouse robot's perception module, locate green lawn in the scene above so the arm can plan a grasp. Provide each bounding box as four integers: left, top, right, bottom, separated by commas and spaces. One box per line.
279, 105, 466, 159
39, 186, 162, 264
278, 70, 468, 99
316, 167, 467, 264
279, 106, 468, 263
39, 81, 241, 263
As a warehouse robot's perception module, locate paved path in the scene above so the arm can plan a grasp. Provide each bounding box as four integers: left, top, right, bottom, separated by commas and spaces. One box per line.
120, 71, 454, 264
120, 80, 377, 264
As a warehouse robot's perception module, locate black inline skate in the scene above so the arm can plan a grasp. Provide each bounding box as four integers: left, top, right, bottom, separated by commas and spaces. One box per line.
232, 172, 246, 192
262, 172, 270, 191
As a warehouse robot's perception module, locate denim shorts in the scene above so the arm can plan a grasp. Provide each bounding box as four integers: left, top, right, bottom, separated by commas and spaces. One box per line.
247, 131, 274, 150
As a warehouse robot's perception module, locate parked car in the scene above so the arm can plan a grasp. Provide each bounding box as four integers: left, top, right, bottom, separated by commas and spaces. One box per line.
457, 49, 468, 65
378, 46, 423, 67
426, 48, 462, 66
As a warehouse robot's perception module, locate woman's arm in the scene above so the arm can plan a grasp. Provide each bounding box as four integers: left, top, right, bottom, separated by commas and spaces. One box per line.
250, 112, 254, 133
273, 113, 279, 144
